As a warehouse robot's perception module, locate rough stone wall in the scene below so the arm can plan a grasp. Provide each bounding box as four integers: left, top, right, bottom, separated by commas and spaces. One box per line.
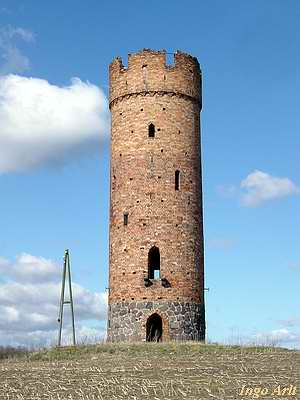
108, 49, 205, 341
108, 301, 205, 342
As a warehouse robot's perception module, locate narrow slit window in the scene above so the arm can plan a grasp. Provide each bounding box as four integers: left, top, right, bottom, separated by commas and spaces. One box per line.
148, 123, 155, 138
175, 170, 180, 190
148, 246, 160, 279
123, 212, 128, 226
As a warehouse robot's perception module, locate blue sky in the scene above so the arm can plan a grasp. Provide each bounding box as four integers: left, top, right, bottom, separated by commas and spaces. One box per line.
0, 0, 299, 348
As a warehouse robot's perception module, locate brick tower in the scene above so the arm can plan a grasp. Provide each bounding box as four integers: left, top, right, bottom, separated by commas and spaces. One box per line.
107, 49, 205, 342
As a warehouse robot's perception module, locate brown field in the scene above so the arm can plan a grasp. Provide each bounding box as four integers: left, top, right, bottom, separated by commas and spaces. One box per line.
0, 342, 299, 400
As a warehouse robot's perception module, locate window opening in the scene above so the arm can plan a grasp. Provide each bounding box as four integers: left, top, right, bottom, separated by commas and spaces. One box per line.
148, 246, 160, 279
175, 170, 180, 190
148, 123, 155, 138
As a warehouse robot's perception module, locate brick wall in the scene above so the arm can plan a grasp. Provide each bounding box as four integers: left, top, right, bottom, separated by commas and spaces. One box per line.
107, 49, 205, 341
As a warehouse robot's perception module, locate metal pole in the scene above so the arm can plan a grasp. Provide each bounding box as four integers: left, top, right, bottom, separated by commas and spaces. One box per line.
57, 249, 76, 347
57, 250, 67, 347
67, 250, 76, 346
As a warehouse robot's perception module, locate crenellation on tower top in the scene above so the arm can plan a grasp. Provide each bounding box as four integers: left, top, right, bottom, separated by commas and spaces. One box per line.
109, 49, 201, 107
109, 56, 124, 72
110, 49, 200, 72
128, 49, 167, 69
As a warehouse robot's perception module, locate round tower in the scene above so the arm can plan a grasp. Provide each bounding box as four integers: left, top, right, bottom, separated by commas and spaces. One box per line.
107, 49, 205, 342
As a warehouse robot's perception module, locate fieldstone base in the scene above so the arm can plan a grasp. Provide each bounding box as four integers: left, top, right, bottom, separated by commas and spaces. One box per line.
107, 300, 205, 342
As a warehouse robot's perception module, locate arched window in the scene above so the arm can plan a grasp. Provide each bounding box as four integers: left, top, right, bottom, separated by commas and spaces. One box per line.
148, 123, 155, 138
148, 246, 160, 279
175, 170, 180, 190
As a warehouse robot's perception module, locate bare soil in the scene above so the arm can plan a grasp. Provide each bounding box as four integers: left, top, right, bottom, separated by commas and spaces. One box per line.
0, 342, 299, 400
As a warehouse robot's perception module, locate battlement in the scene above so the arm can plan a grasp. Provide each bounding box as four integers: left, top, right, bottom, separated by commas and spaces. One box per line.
109, 49, 201, 107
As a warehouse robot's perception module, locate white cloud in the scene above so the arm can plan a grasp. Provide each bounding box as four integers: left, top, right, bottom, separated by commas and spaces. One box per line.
0, 25, 34, 74
0, 26, 34, 43
240, 170, 300, 206
0, 253, 60, 283
0, 325, 106, 348
1, 47, 30, 74
0, 74, 109, 173
252, 328, 300, 347
0, 25, 109, 173
10, 27, 34, 43
0, 253, 107, 347
226, 327, 300, 349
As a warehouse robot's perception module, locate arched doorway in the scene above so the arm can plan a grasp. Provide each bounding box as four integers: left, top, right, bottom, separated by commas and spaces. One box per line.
146, 313, 162, 342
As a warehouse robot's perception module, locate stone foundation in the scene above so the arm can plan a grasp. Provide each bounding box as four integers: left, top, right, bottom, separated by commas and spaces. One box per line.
107, 300, 205, 342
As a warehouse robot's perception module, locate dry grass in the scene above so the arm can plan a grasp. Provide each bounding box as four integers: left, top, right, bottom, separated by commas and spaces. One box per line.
0, 341, 299, 399
0, 345, 28, 360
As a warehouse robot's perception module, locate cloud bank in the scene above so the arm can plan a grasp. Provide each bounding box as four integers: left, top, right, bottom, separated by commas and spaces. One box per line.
0, 74, 109, 173
0, 253, 107, 347
252, 328, 300, 348
219, 170, 299, 207
241, 170, 300, 206
0, 25, 109, 173
226, 327, 300, 349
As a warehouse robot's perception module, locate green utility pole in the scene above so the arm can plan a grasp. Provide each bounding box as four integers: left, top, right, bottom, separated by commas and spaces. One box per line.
57, 249, 76, 347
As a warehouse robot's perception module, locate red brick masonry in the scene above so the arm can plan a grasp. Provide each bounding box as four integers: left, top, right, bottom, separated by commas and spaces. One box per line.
107, 49, 205, 341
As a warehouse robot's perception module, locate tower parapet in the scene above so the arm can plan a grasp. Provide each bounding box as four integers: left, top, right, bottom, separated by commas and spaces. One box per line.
109, 49, 201, 108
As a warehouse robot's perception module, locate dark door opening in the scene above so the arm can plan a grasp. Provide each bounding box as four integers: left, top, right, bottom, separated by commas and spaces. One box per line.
146, 313, 162, 342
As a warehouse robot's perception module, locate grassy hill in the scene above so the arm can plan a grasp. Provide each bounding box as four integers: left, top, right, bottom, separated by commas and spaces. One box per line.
1, 342, 299, 399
